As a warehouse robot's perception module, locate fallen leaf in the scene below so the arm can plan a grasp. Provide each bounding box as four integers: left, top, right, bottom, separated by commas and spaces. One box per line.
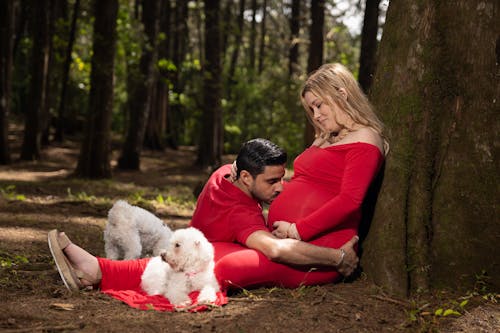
50, 303, 75, 311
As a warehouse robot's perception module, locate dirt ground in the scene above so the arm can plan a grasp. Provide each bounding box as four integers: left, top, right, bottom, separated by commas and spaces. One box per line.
0, 139, 498, 333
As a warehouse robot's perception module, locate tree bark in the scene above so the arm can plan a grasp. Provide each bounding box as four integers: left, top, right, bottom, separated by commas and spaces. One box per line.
20, 0, 50, 160
144, 0, 169, 150
54, 0, 80, 142
288, 0, 300, 77
227, 0, 245, 97
167, 0, 189, 149
257, 0, 267, 74
0, 0, 15, 164
118, 0, 160, 170
358, 0, 381, 93
248, 0, 258, 71
74, 0, 118, 178
197, 0, 222, 170
304, 0, 325, 147
362, 0, 500, 296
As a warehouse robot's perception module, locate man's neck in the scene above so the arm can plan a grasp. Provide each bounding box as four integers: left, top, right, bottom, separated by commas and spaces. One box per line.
232, 178, 252, 199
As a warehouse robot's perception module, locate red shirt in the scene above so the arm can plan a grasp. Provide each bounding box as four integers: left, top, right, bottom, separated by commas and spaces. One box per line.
189, 164, 268, 245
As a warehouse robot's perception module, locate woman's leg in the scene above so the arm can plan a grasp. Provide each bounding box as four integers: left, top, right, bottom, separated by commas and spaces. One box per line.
50, 230, 150, 291
60, 233, 101, 286
213, 242, 340, 290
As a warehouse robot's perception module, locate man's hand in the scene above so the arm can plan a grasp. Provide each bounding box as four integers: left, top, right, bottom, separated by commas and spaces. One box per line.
336, 236, 359, 277
272, 221, 301, 240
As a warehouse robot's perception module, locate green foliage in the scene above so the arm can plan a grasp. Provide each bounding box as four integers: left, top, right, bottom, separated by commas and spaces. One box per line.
66, 187, 96, 202
468, 270, 497, 303
223, 67, 306, 162
0, 250, 29, 268
0, 185, 26, 201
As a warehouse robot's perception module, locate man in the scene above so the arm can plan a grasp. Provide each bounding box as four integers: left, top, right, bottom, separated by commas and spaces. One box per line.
190, 139, 358, 288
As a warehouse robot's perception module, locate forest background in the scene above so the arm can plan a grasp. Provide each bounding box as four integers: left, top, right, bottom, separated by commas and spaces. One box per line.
0, 0, 498, 331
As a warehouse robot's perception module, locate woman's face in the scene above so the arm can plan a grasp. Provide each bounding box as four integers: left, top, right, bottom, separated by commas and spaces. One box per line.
304, 91, 346, 133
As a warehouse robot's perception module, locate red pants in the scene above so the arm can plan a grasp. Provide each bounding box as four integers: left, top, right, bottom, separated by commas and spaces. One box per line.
98, 242, 341, 291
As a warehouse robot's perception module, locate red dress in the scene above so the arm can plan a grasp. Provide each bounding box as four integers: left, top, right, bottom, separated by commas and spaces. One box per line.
212, 142, 384, 288
269, 142, 384, 246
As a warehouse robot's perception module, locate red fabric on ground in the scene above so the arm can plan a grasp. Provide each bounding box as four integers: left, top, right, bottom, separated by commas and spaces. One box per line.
97, 257, 228, 312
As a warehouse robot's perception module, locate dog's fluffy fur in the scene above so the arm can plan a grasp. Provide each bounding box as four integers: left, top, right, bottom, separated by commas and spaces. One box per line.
104, 200, 172, 260
140, 227, 220, 306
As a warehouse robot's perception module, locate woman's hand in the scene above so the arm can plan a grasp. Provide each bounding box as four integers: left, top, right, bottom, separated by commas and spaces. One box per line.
272, 221, 301, 240
229, 161, 237, 182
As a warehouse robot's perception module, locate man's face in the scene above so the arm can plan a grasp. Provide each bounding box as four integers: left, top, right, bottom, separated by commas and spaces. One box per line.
249, 165, 285, 204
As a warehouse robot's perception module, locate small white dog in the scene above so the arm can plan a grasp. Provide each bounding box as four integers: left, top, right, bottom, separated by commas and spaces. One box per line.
140, 227, 220, 307
104, 200, 172, 260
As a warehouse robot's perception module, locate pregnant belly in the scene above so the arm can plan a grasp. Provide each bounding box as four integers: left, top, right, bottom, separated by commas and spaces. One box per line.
268, 181, 335, 224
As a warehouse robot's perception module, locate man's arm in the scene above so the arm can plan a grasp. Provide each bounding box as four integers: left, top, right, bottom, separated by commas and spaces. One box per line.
245, 230, 359, 276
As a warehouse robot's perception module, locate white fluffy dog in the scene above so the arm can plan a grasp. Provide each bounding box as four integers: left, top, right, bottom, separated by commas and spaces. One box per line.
104, 200, 172, 260
140, 227, 220, 306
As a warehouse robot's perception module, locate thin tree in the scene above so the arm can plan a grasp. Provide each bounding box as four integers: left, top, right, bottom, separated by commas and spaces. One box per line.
288, 0, 300, 77
197, 0, 222, 169
248, 0, 258, 71
362, 0, 499, 296
20, 0, 51, 160
166, 0, 189, 149
54, 0, 80, 142
304, 0, 325, 146
0, 0, 15, 164
227, 0, 245, 97
257, 0, 267, 74
74, 0, 118, 178
358, 0, 381, 93
144, 0, 170, 150
118, 0, 160, 170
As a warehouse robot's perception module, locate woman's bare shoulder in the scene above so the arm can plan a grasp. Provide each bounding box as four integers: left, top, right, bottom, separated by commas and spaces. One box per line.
347, 127, 385, 154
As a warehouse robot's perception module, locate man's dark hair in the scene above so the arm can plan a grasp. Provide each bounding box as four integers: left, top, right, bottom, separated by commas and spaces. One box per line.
236, 138, 287, 179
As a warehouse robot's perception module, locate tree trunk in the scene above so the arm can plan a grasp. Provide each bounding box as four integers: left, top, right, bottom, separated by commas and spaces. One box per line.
257, 0, 267, 74
118, 0, 160, 170
0, 0, 15, 164
362, 0, 500, 296
221, 0, 232, 61
197, 0, 222, 170
145, 0, 169, 150
74, 0, 118, 178
248, 0, 258, 71
358, 0, 381, 94
288, 0, 300, 77
167, 0, 189, 149
41, 0, 61, 146
55, 0, 80, 142
227, 0, 245, 97
304, 0, 325, 147
20, 0, 50, 160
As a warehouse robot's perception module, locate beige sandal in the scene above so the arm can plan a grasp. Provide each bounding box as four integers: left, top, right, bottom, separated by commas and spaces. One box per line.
48, 229, 98, 291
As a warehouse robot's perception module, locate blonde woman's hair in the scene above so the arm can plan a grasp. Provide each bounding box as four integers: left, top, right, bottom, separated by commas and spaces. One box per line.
300, 63, 389, 152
